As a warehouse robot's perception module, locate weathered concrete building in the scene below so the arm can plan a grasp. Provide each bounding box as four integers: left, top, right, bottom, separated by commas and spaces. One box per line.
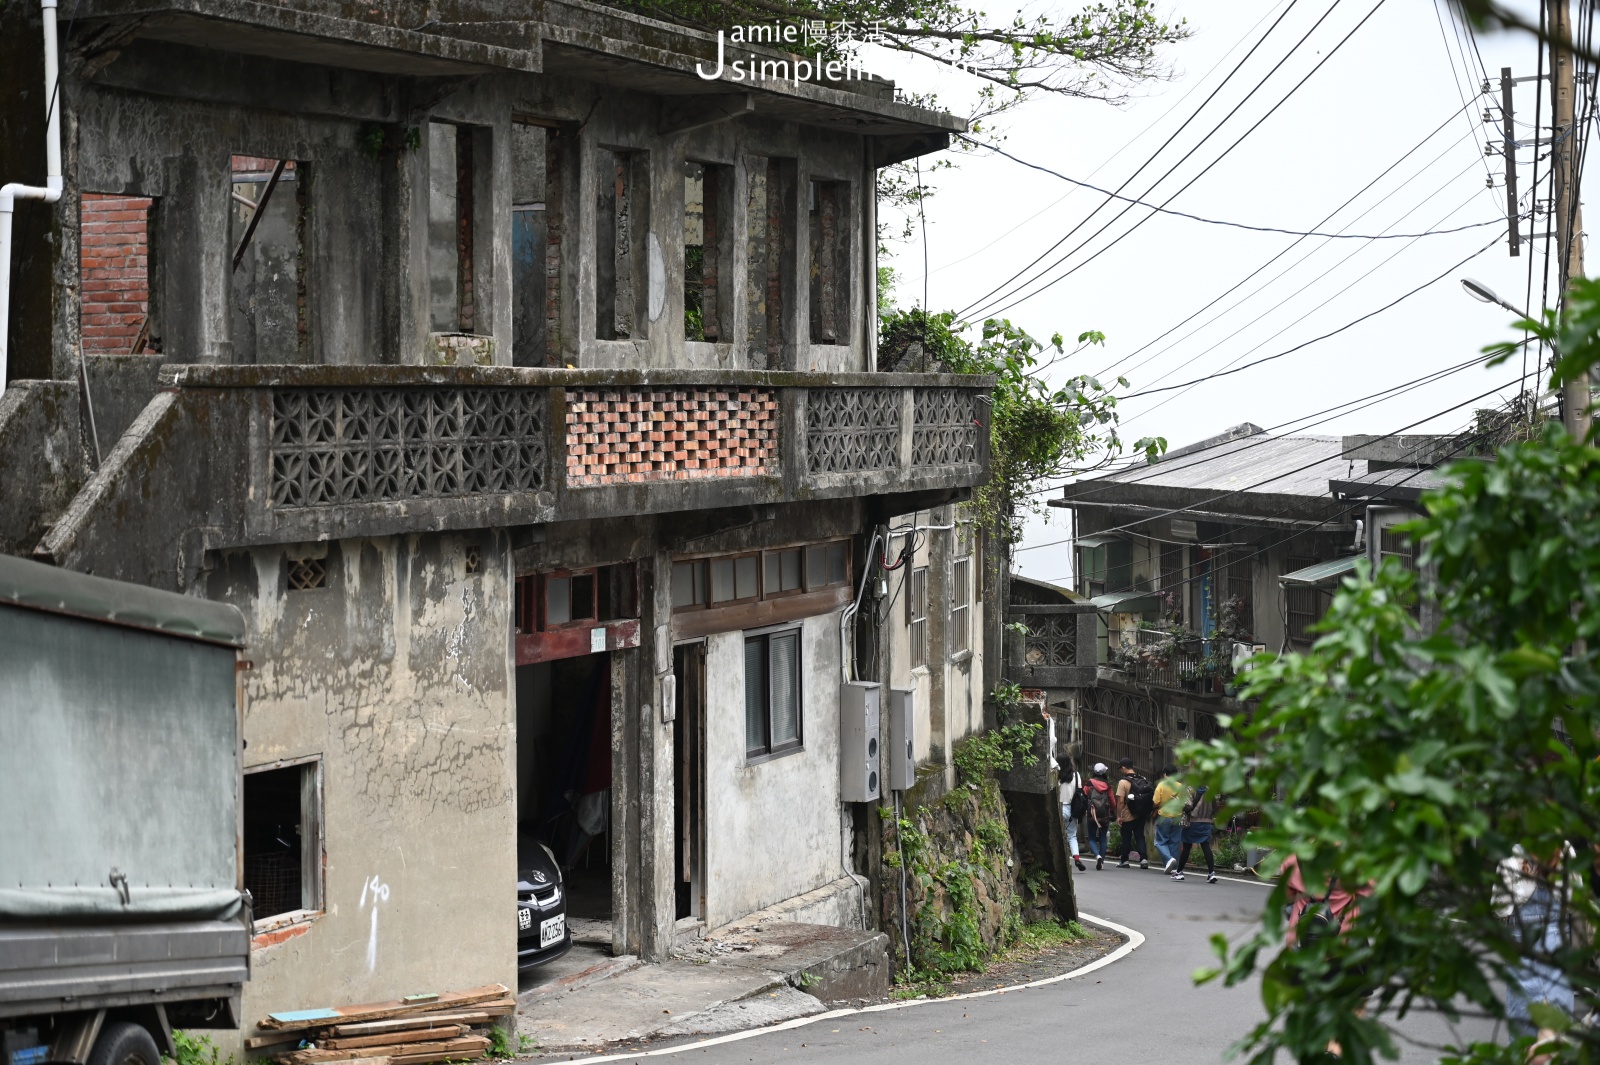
1028, 421, 1452, 774
0, 0, 991, 1049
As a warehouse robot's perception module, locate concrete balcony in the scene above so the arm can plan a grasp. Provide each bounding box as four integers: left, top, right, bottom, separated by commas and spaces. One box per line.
37, 365, 991, 589
1007, 603, 1098, 689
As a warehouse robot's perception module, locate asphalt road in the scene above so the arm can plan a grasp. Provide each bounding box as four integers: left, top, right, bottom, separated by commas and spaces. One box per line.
578, 865, 1496, 1064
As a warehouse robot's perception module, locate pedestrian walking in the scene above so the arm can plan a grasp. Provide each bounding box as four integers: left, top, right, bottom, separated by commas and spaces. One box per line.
1060, 762, 1087, 873
1114, 758, 1154, 869
1172, 784, 1218, 883
1083, 763, 1114, 870
1152, 763, 1185, 873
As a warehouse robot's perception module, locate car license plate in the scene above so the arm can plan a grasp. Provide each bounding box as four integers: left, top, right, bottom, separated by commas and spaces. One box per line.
518, 908, 532, 932
540, 914, 564, 948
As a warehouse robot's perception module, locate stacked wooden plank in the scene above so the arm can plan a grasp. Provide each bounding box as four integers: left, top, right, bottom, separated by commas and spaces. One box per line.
247, 984, 515, 1065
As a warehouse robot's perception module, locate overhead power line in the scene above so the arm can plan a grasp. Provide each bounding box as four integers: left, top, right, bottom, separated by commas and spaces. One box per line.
1117, 233, 1503, 400
954, 135, 1505, 241
1115, 179, 1495, 419
1091, 102, 1484, 384
965, 0, 1396, 323
1014, 338, 1522, 506
1014, 373, 1522, 555
954, 0, 1346, 320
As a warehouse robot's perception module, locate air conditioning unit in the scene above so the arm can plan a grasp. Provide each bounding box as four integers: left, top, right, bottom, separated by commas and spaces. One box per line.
886, 688, 916, 792
840, 681, 881, 802
1232, 642, 1267, 673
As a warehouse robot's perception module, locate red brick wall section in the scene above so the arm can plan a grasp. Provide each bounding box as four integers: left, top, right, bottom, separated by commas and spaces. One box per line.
566, 388, 777, 486
79, 193, 152, 355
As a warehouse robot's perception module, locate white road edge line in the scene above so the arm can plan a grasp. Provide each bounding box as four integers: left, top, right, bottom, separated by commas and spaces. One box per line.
552, 911, 1146, 1064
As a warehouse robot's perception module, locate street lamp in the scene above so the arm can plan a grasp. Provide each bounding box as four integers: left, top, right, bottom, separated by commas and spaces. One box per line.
1460, 277, 1533, 320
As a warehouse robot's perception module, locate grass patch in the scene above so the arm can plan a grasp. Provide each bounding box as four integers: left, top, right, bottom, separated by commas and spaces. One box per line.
1010, 918, 1091, 953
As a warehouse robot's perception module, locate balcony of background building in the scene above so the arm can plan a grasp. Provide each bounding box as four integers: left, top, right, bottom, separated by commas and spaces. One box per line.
1105, 625, 1235, 695
1006, 602, 1098, 689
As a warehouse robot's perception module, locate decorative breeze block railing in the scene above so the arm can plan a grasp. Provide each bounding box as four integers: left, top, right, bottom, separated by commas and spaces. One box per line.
565, 388, 777, 486
269, 388, 547, 507
1020, 612, 1079, 668
911, 388, 980, 467
805, 388, 899, 475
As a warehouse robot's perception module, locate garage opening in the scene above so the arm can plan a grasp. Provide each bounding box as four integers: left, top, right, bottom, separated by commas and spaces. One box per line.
516, 652, 613, 924
513, 564, 637, 971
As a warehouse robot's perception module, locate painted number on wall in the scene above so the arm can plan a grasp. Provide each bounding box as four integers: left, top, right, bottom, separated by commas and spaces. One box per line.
360, 874, 390, 973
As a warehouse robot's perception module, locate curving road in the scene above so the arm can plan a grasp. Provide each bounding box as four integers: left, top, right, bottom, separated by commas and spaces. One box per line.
575, 866, 1494, 1064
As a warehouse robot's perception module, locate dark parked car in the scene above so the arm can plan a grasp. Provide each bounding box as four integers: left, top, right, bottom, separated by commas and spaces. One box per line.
517, 840, 571, 970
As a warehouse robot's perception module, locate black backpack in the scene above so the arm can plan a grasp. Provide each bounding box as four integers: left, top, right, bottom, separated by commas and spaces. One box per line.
1069, 786, 1089, 821
1126, 774, 1156, 818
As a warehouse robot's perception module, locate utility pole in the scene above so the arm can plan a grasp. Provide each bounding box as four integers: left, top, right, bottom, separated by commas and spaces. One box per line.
1550, 0, 1592, 441
1503, 67, 1520, 257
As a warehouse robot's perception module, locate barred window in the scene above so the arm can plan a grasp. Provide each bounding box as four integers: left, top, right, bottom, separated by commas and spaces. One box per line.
908, 566, 929, 669
1285, 555, 1323, 645
951, 557, 971, 655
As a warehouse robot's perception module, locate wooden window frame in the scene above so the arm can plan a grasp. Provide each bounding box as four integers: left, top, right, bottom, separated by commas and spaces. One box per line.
708, 552, 762, 607
761, 546, 807, 600
243, 754, 324, 928
539, 568, 600, 630
744, 625, 804, 762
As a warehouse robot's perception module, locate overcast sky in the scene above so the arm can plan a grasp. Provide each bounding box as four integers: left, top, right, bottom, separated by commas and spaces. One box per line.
867, 0, 1558, 586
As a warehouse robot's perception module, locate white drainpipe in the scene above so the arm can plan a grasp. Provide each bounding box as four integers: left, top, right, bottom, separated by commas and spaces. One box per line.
0, 0, 65, 397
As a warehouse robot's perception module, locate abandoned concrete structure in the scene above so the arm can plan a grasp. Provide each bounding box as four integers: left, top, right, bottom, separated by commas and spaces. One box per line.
0, 0, 995, 1049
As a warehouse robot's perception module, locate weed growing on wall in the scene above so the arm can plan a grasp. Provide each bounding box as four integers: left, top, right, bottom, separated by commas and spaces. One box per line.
169, 1033, 236, 1065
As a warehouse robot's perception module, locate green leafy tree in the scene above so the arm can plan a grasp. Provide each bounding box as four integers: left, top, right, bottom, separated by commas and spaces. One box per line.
1184, 288, 1600, 1064
607, 0, 1187, 103
880, 306, 1162, 548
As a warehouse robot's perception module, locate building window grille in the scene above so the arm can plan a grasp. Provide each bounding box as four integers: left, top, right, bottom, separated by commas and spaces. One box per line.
908, 566, 929, 669
744, 629, 802, 758
951, 556, 971, 655
1285, 555, 1323, 644
287, 558, 327, 591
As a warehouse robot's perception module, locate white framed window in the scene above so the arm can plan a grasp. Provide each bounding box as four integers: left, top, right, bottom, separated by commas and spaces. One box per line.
908, 566, 929, 669
744, 627, 802, 759
951, 556, 971, 655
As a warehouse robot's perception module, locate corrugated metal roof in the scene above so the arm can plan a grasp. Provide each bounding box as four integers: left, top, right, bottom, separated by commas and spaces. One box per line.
1279, 555, 1361, 587
1090, 591, 1163, 613
1080, 429, 1363, 500
1330, 465, 1458, 503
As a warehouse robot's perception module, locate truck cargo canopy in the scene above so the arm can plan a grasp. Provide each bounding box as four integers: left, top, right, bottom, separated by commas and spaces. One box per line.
0, 553, 246, 647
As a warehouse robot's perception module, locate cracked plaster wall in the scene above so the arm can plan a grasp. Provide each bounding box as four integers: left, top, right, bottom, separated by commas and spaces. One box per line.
207, 531, 516, 1055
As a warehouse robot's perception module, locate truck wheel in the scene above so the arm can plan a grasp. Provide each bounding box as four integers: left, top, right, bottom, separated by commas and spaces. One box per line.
86, 1023, 161, 1065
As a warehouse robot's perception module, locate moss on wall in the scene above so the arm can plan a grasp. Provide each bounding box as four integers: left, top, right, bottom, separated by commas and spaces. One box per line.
877, 730, 1056, 979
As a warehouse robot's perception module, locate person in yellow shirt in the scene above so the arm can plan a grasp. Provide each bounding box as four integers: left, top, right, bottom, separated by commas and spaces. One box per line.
1152, 764, 1186, 874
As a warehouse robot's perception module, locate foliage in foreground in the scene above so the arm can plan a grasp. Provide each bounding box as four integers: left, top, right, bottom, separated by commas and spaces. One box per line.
1184, 421, 1600, 1062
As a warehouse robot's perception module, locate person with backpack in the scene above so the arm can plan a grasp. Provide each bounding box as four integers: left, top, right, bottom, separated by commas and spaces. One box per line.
1151, 763, 1186, 873
1083, 763, 1114, 870
1172, 784, 1218, 883
1059, 761, 1087, 873
1115, 757, 1154, 869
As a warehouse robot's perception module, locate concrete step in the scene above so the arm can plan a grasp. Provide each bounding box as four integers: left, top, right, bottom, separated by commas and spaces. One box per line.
516, 922, 888, 1055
